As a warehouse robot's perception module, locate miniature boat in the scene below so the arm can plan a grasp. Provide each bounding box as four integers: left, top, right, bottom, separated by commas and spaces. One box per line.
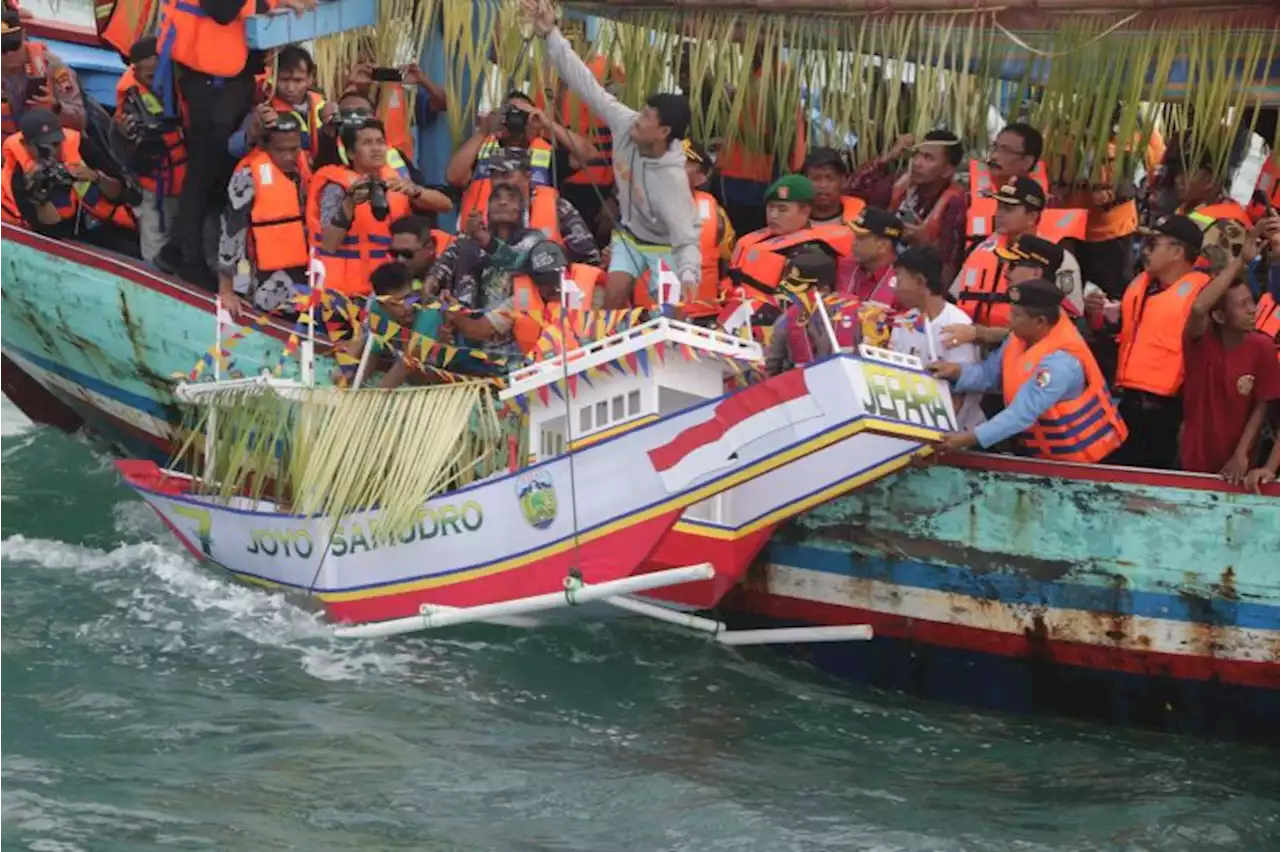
117, 317, 955, 630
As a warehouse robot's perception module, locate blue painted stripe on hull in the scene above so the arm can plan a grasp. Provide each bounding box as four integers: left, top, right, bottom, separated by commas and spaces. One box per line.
769, 543, 1280, 631
5, 343, 173, 420
740, 612, 1280, 743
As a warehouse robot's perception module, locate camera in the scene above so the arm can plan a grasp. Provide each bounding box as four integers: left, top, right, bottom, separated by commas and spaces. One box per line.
121, 88, 178, 165
26, 146, 75, 203
366, 179, 391, 221
500, 104, 528, 140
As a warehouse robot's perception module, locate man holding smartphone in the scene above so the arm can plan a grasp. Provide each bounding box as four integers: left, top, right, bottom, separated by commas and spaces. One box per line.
2, 6, 85, 137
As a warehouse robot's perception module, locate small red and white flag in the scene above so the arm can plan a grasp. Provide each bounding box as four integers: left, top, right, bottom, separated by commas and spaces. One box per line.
656, 258, 682, 305
647, 370, 823, 492
560, 269, 585, 309
717, 292, 754, 334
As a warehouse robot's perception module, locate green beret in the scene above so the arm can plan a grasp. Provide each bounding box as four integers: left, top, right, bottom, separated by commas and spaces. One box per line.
765, 174, 815, 205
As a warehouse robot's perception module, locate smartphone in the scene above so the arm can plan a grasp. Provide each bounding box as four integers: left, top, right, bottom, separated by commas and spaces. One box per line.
370, 67, 404, 83
24, 74, 47, 105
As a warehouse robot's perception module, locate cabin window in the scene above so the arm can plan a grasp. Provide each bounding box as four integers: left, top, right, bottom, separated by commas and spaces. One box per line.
612, 395, 625, 421
595, 401, 608, 427
628, 390, 641, 416
540, 430, 565, 459
580, 406, 592, 433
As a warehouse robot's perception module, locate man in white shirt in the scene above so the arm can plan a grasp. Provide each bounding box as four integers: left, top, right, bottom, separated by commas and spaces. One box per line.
890, 247, 987, 430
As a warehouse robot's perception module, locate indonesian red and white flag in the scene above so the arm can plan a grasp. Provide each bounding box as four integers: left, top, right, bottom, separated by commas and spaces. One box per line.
560, 269, 585, 309
656, 258, 682, 305
647, 370, 823, 492
717, 292, 754, 334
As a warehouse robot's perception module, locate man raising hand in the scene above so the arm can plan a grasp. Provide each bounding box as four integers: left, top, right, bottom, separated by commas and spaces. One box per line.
519, 0, 701, 309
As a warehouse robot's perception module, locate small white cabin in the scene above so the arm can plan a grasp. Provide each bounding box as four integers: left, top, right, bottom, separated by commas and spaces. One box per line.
500, 318, 762, 476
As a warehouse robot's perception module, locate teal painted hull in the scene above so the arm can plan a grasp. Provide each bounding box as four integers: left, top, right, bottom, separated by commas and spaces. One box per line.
732, 454, 1280, 739
1, 226, 316, 457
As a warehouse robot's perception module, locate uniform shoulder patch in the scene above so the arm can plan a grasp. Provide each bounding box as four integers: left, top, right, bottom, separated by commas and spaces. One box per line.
1034, 369, 1052, 388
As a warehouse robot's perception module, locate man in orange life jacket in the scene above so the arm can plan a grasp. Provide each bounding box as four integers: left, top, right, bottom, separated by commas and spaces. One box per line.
846, 131, 969, 285
310, 115, 452, 298
682, 139, 734, 300
155, 0, 316, 289
427, 185, 545, 309
763, 247, 841, 375
342, 58, 448, 163
310, 91, 420, 185
462, 148, 600, 267
954, 176, 1044, 327
445, 91, 596, 215
2, 6, 85, 136
942, 234, 1076, 351
446, 238, 602, 360
216, 112, 308, 317
228, 45, 333, 162
1087, 214, 1211, 469
729, 174, 854, 324
840, 206, 902, 309
928, 277, 1127, 461
803, 147, 864, 227
1, 107, 131, 247
114, 36, 186, 264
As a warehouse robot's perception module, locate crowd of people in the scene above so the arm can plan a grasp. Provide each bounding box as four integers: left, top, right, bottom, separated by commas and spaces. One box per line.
2, 0, 1279, 488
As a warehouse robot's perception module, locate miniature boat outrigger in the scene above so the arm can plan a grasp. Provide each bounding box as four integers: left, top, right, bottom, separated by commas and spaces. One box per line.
118, 313, 957, 640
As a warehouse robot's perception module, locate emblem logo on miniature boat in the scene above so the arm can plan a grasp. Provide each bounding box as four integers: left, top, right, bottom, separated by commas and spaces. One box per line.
516, 470, 558, 530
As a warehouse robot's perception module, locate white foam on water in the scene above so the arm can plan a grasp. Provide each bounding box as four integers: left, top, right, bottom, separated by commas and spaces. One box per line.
1, 532, 420, 685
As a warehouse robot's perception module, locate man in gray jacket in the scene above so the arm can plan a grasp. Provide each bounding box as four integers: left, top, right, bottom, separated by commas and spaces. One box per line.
520, 0, 702, 309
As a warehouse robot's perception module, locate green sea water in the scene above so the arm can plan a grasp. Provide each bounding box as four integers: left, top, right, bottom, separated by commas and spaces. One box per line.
2, 399, 1279, 851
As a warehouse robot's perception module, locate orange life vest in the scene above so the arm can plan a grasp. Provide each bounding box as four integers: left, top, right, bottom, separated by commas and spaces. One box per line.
1001, 314, 1127, 462
1246, 153, 1279, 224
0, 127, 135, 229
968, 160, 1088, 243
157, 0, 262, 78
1115, 269, 1211, 397
305, 163, 412, 297
271, 90, 325, 158
1054, 132, 1150, 242
1036, 208, 1089, 244
954, 235, 1013, 327
375, 82, 413, 162
729, 223, 854, 304
632, 189, 726, 309
240, 147, 309, 273
1255, 291, 1280, 361
718, 67, 806, 185
510, 265, 603, 356
459, 135, 554, 218
0, 129, 81, 224
430, 228, 451, 256
1, 41, 51, 138
889, 177, 965, 243
95, 0, 160, 60
115, 66, 187, 196
819, 195, 866, 225
540, 55, 619, 187
459, 183, 562, 245
1186, 199, 1254, 230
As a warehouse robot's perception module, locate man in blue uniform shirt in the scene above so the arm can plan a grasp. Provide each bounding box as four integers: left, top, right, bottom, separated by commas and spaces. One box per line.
927, 277, 1088, 454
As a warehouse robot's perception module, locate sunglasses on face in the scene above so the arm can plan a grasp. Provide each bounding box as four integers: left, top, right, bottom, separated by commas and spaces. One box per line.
388, 247, 418, 260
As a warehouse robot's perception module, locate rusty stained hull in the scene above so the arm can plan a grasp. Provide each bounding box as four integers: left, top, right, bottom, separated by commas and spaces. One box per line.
0, 226, 315, 460
726, 457, 1280, 741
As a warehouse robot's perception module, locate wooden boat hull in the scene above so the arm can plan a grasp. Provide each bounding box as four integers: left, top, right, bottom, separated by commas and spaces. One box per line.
723, 455, 1280, 740
0, 226, 310, 459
